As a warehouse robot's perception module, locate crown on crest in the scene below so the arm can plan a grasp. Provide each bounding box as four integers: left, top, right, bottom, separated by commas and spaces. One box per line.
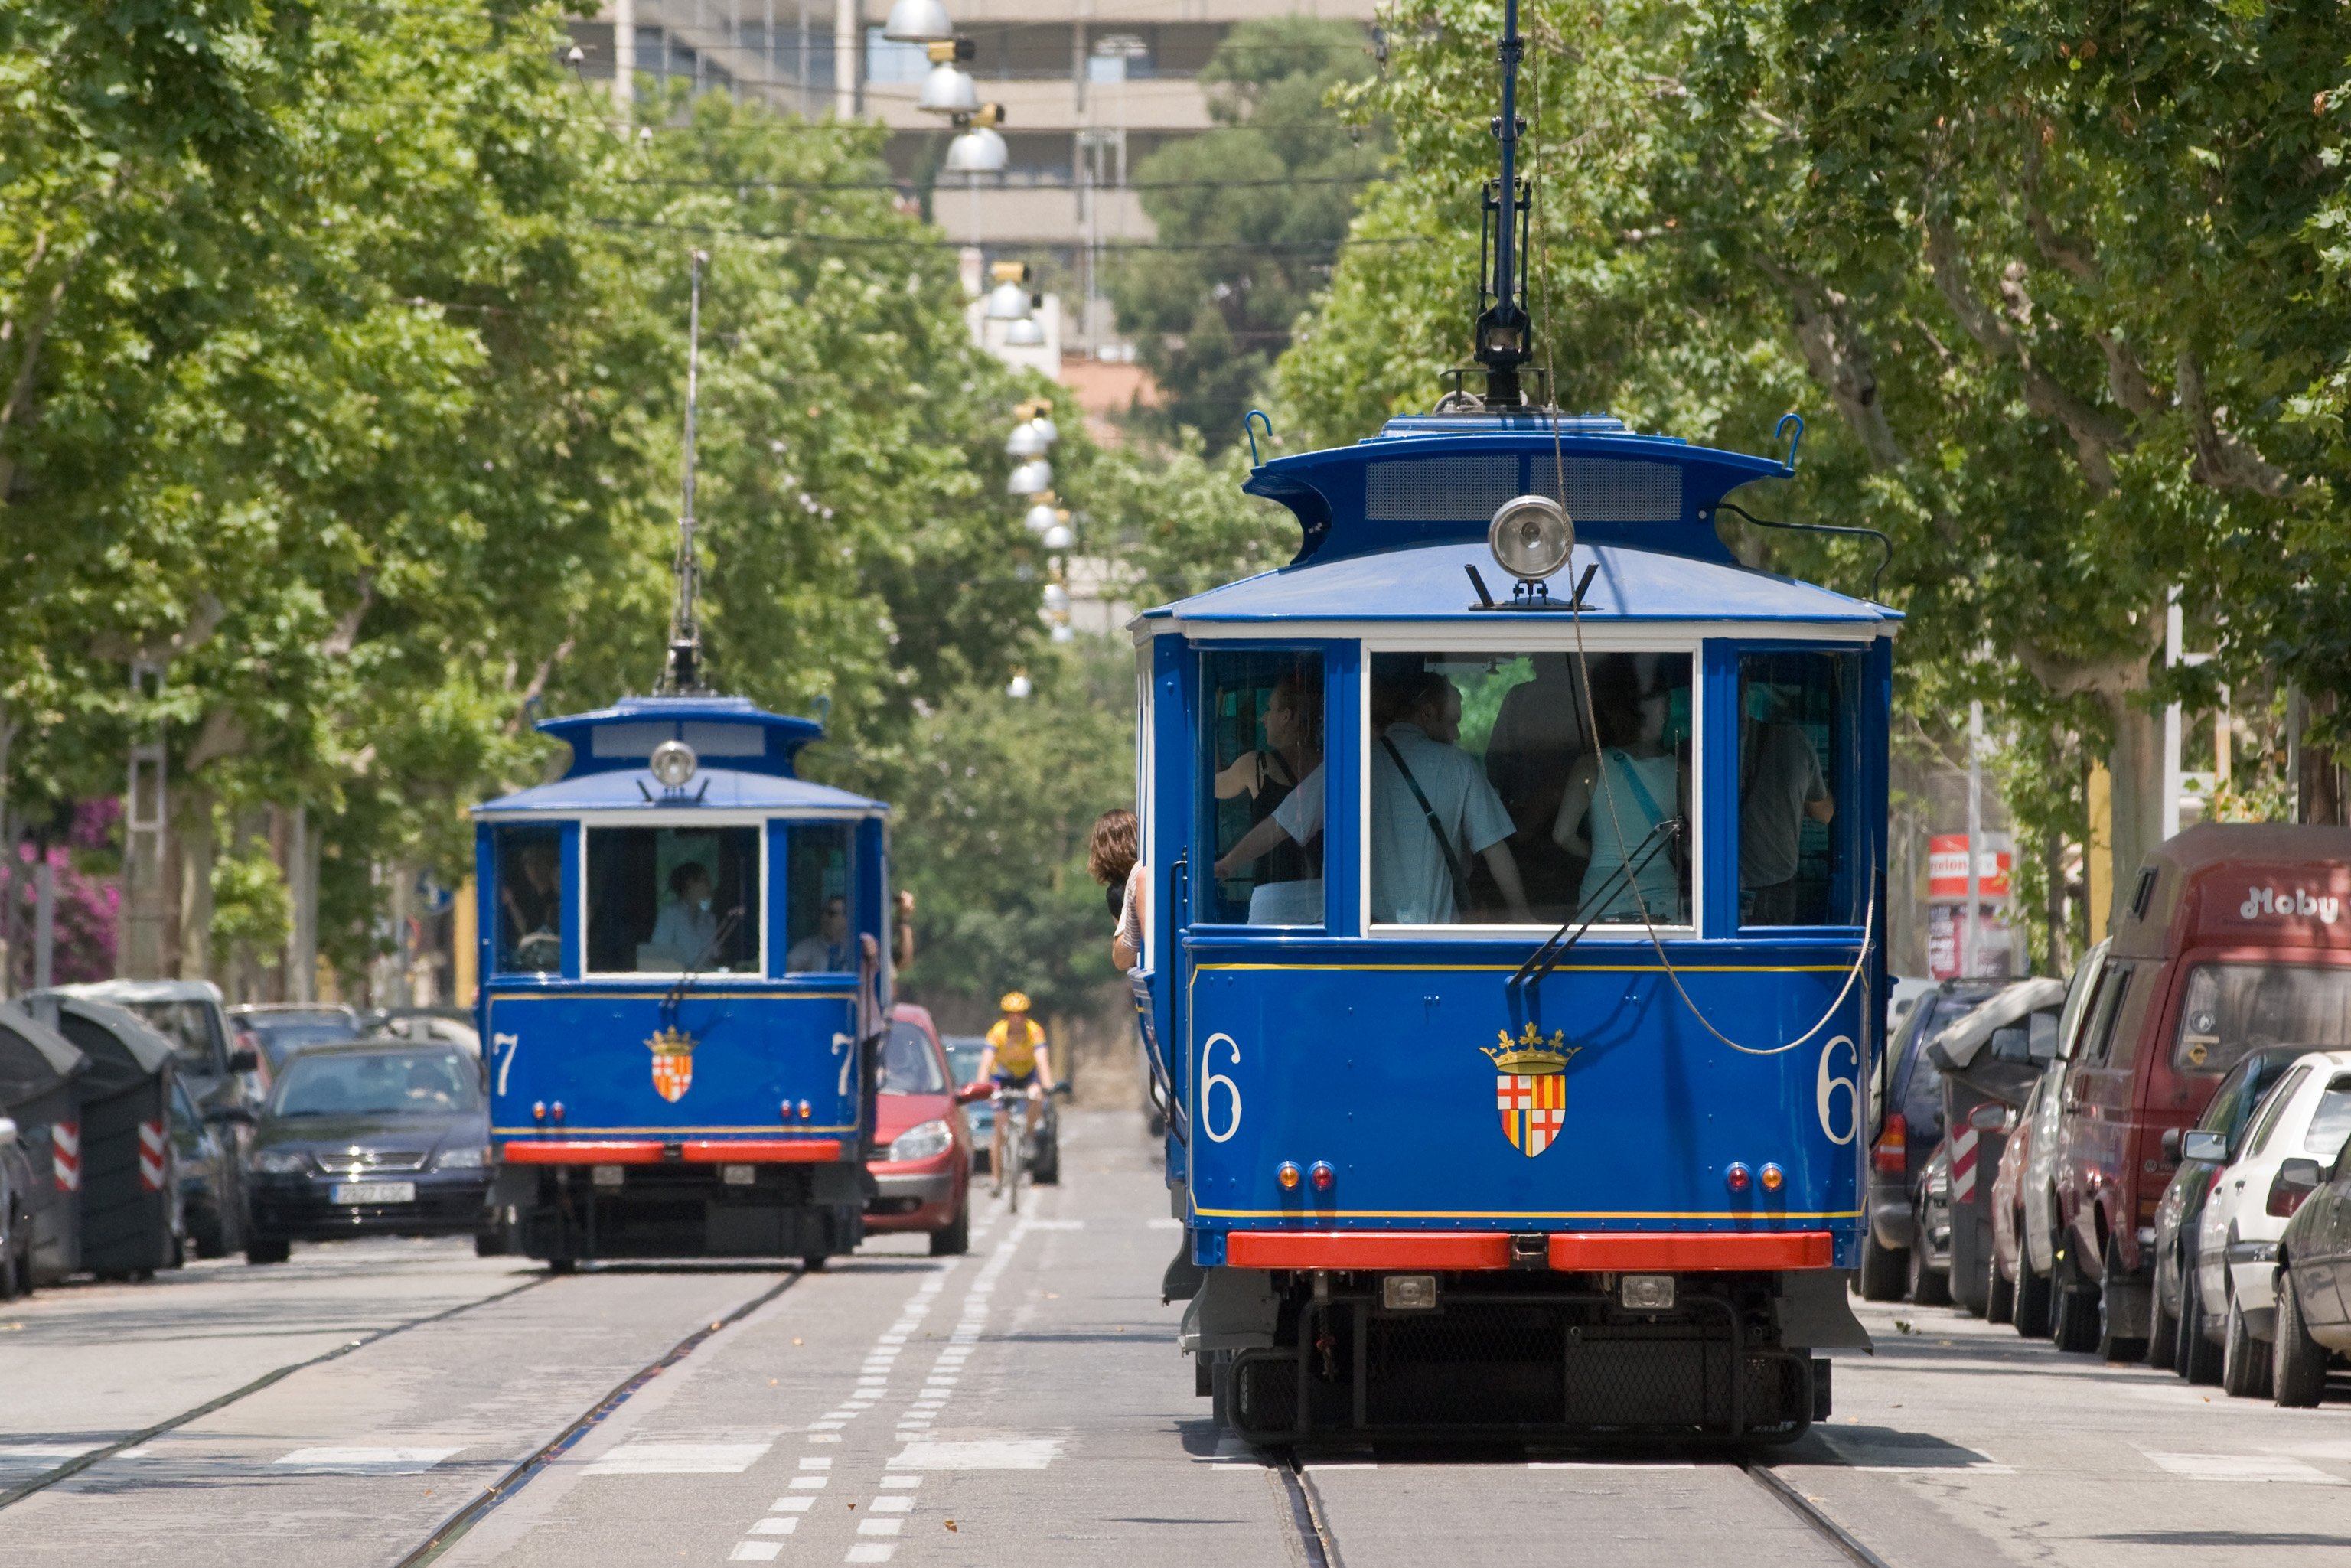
1482, 1021, 1579, 1074
647, 1026, 695, 1056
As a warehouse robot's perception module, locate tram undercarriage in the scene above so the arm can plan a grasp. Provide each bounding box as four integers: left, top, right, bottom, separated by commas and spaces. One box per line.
496, 1162, 871, 1265
1188, 1269, 1848, 1445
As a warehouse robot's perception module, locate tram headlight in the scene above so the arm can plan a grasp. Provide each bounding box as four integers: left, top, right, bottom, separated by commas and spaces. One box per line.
1487, 494, 1573, 581
888, 1118, 953, 1163
649, 738, 698, 788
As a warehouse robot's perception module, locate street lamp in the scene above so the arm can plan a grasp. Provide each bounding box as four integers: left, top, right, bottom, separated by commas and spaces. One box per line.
1042, 521, 1074, 550
1005, 314, 1046, 347
918, 58, 980, 115
1022, 500, 1058, 535
1006, 670, 1033, 699
1008, 459, 1052, 496
882, 0, 954, 41
1006, 422, 1049, 459
944, 126, 1007, 173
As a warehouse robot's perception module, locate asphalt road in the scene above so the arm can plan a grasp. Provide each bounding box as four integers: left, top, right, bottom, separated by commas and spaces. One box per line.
4, 1112, 2349, 1567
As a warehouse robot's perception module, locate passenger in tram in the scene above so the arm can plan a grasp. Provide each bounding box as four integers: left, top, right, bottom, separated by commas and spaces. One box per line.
1367, 670, 1530, 925
1087, 809, 1147, 970
1209, 671, 1327, 925
1551, 657, 1684, 923
499, 839, 560, 958
1484, 652, 1590, 918
649, 861, 720, 969
784, 895, 857, 973
1738, 675, 1834, 926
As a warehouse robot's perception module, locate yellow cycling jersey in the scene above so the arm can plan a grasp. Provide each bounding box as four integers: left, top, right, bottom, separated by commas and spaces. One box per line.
986, 1017, 1045, 1075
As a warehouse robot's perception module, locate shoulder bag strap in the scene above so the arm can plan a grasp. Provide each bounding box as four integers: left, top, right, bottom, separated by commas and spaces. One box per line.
1381, 735, 1472, 911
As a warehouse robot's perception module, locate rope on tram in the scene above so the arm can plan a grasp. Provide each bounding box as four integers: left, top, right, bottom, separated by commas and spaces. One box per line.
1519, 57, 1877, 1061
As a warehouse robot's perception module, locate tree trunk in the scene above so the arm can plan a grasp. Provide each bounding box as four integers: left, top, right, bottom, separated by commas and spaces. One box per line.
177, 789, 215, 983
2107, 699, 2164, 918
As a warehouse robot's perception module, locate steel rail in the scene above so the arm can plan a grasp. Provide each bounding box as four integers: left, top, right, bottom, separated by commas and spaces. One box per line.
0, 1273, 553, 1511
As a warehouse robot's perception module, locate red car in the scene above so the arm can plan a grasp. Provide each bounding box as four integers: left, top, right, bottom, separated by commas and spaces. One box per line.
865, 1005, 983, 1255
2050, 823, 2351, 1358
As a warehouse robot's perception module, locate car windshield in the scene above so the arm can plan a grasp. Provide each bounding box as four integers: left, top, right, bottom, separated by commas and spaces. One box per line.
2173, 963, 2351, 1075
121, 999, 220, 1074
945, 1041, 986, 1086
250, 1021, 360, 1070
1892, 988, 1999, 1126
273, 1051, 480, 1117
879, 1022, 947, 1095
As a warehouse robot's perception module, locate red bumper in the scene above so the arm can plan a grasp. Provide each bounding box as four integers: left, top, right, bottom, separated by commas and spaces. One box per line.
1222, 1229, 1834, 1272
500, 1139, 844, 1165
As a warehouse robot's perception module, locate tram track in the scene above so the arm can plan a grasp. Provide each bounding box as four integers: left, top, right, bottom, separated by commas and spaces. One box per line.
1276, 1444, 1896, 1568
395, 1267, 801, 1567
0, 1272, 554, 1512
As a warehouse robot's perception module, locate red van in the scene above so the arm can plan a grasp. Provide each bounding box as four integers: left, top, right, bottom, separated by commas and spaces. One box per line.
2049, 823, 2351, 1358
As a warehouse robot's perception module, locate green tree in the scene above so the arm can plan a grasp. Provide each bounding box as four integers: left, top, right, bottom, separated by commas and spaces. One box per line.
1107, 18, 1382, 446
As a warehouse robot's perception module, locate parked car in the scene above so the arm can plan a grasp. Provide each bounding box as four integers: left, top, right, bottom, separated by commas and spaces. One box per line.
864, 1006, 981, 1257
243, 1040, 494, 1263
2049, 823, 2351, 1361
1910, 1143, 1955, 1304
2144, 1044, 2306, 1379
1926, 976, 2066, 1315
228, 1004, 362, 1072
2187, 1050, 2351, 1397
1860, 978, 2004, 1299
360, 1007, 481, 1055
1989, 1086, 2036, 1327
2003, 940, 2113, 1338
167, 1073, 248, 1260
943, 1032, 1061, 1185
0, 1113, 34, 1298
2274, 1129, 2351, 1405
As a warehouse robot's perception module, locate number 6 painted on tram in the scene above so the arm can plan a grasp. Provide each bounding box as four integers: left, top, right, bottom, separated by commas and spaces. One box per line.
1201, 1032, 1242, 1143
1815, 1034, 1858, 1146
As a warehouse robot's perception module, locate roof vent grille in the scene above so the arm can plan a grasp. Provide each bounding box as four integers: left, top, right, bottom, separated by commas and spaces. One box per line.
1529, 458, 1681, 522
1365, 456, 1518, 521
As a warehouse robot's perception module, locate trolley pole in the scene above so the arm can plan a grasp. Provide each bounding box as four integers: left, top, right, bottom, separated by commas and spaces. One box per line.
663, 250, 709, 694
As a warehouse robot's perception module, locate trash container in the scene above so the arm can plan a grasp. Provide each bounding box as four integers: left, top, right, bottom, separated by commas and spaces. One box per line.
1928, 976, 2066, 1315
0, 1002, 87, 1286
42, 996, 179, 1279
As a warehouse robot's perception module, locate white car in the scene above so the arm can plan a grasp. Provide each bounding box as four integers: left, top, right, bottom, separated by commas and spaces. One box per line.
2193, 1049, 2351, 1396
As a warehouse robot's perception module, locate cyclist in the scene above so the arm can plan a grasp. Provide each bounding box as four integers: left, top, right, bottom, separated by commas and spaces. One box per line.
977, 990, 1053, 1195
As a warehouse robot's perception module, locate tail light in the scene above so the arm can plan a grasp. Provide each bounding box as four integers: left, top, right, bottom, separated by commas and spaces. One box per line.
2267, 1159, 2323, 1218
1872, 1113, 1908, 1175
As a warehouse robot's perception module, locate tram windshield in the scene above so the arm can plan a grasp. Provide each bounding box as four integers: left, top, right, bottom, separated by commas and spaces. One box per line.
1203, 650, 1325, 926
1368, 651, 1693, 928
585, 826, 762, 973
494, 826, 564, 973
1736, 650, 1864, 927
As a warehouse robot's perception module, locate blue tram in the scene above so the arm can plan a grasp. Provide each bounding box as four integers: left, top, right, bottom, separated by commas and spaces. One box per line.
472, 693, 890, 1266
1136, 2, 1885, 1442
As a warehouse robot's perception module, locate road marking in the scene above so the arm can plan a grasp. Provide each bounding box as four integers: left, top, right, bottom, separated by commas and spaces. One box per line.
1148, 1218, 1184, 1230
775, 1497, 817, 1511
0, 1445, 105, 1463
856, 1518, 904, 1536
890, 1438, 1061, 1471
584, 1442, 771, 1475
800, 1457, 832, 1469
2144, 1452, 2347, 1485
1026, 1220, 1086, 1230
879, 1476, 920, 1488
729, 1544, 781, 1562
273, 1446, 461, 1473
748, 1517, 800, 1535
870, 1495, 913, 1513
844, 1547, 896, 1564
790, 1476, 829, 1489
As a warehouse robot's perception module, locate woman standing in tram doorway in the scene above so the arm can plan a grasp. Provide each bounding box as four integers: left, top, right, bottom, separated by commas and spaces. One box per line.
1551, 657, 1683, 922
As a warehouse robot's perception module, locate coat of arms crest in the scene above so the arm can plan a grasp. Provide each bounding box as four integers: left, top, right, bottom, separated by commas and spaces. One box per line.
1482, 1022, 1580, 1157
649, 1025, 695, 1102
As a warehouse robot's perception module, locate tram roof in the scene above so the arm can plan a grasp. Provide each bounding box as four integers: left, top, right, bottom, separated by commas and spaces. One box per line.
1241, 414, 1797, 570
1146, 538, 1898, 630
473, 769, 883, 818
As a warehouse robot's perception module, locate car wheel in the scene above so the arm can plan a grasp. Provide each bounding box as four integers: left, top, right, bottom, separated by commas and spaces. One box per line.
2274, 1270, 2330, 1408
2221, 1293, 2273, 1400
0, 1224, 18, 1302
1857, 1229, 1909, 1302
928, 1201, 970, 1257
2054, 1273, 2102, 1354
1907, 1221, 1952, 1307
2179, 1266, 2224, 1384
2147, 1256, 2180, 1371
1986, 1245, 2015, 1325
2015, 1241, 2054, 1338
2095, 1240, 2147, 1363
245, 1237, 291, 1266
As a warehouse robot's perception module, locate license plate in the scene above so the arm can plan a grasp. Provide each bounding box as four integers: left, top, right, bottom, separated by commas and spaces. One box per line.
331, 1181, 416, 1205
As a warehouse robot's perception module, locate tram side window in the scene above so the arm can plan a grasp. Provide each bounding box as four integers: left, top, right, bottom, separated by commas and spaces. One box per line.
584, 826, 762, 973
1368, 650, 1693, 927
783, 823, 857, 973
1736, 651, 1864, 927
494, 826, 564, 973
1202, 650, 1325, 926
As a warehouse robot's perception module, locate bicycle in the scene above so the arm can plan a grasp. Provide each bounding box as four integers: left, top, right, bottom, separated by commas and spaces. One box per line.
991, 1084, 1035, 1213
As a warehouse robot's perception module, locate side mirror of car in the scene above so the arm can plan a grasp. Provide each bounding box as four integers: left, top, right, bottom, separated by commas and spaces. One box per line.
954, 1081, 993, 1104
2270, 1158, 2324, 1218
2160, 1128, 2182, 1162
1991, 1027, 2033, 1064
0, 1116, 17, 1149
227, 1047, 261, 1074
2181, 1129, 2227, 1164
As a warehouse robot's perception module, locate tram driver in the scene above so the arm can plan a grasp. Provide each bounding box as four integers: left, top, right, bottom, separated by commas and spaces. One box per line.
649, 861, 720, 970
785, 895, 857, 973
